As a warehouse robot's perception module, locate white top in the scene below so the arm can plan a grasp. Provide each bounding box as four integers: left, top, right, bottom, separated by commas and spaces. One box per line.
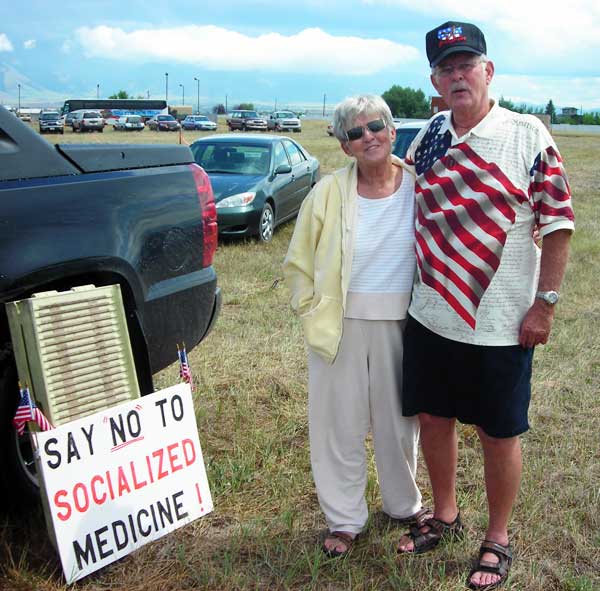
405, 102, 575, 345
345, 170, 415, 320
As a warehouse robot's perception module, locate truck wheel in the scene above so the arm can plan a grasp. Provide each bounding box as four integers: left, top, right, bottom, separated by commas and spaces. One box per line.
0, 343, 40, 510
258, 203, 274, 243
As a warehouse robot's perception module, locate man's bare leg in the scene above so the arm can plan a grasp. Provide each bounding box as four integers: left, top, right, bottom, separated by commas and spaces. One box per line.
398, 414, 458, 552
469, 429, 521, 588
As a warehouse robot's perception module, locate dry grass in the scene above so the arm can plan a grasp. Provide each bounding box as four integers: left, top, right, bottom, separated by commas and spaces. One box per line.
1, 122, 599, 590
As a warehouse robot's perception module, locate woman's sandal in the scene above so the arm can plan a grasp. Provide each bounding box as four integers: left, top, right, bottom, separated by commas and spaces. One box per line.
397, 512, 464, 554
467, 540, 512, 590
322, 531, 358, 558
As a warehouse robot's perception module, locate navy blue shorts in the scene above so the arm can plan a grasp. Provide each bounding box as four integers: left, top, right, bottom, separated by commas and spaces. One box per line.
402, 316, 534, 438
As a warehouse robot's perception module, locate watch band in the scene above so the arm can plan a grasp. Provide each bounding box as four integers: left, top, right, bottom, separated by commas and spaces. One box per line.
535, 290, 559, 305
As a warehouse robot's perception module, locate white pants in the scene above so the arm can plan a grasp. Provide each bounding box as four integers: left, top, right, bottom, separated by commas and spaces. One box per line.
308, 318, 422, 534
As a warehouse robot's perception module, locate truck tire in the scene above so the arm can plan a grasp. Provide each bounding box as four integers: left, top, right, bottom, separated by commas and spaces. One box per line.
0, 342, 40, 509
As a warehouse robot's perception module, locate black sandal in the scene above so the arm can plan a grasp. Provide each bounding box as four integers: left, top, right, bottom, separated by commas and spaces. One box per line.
467, 540, 513, 590
394, 507, 433, 526
397, 512, 464, 554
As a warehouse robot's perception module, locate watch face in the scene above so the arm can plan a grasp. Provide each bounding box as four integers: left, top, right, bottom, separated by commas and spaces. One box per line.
537, 291, 559, 304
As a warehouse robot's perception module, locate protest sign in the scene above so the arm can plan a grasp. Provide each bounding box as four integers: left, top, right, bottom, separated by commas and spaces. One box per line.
32, 383, 213, 583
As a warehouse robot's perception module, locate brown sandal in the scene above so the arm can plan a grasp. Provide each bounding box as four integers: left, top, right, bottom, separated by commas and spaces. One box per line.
467, 540, 512, 590
322, 531, 358, 558
394, 507, 433, 526
397, 512, 464, 554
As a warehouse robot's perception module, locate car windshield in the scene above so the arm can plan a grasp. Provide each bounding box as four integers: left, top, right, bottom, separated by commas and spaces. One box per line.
197, 116, 209, 121
40, 113, 59, 120
83, 112, 101, 118
158, 115, 175, 121
192, 143, 271, 176
278, 112, 295, 118
242, 112, 259, 118
393, 128, 421, 158
126, 116, 141, 123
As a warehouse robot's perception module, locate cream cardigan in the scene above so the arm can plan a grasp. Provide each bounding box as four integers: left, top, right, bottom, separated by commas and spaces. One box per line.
283, 155, 413, 363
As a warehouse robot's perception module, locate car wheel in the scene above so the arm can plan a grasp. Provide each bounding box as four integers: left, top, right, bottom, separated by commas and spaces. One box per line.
258, 202, 274, 243
99, 128, 103, 133
60, 129, 64, 134
0, 342, 40, 510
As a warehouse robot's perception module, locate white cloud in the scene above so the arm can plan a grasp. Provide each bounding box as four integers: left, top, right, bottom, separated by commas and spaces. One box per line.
24, 39, 36, 49
365, 0, 600, 55
74, 25, 419, 75
61, 39, 72, 54
0, 33, 14, 52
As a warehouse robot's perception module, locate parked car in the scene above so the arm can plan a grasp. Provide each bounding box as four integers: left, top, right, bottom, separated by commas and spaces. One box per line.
392, 120, 428, 158
190, 134, 320, 242
147, 114, 181, 131
267, 111, 301, 133
17, 113, 31, 122
63, 111, 77, 127
38, 111, 64, 134
182, 115, 218, 131
71, 110, 105, 132
113, 115, 145, 131
226, 110, 268, 132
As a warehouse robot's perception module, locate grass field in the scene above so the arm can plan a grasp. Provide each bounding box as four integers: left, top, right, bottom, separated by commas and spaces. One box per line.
1, 120, 599, 590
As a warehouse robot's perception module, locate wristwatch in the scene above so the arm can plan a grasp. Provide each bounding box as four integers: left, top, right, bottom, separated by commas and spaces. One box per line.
535, 290, 560, 305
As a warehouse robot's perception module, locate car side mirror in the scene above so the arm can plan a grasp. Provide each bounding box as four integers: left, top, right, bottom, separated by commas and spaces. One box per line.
274, 164, 292, 175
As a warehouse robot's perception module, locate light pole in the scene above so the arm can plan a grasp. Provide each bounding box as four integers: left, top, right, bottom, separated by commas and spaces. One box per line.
225, 94, 228, 112
18, 84, 21, 113
96, 84, 99, 99
194, 77, 200, 114
179, 83, 184, 106
165, 72, 169, 104
322, 93, 326, 117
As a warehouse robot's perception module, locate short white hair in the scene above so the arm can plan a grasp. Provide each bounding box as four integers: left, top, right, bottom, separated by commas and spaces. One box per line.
332, 94, 394, 142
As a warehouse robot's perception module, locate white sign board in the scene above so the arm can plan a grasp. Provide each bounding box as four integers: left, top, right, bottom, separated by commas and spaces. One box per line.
32, 383, 213, 583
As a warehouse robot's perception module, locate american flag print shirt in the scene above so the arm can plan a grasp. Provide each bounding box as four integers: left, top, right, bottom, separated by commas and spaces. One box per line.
405, 104, 574, 345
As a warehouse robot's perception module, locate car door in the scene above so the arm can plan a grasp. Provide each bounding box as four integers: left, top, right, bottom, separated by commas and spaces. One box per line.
281, 139, 313, 214
268, 140, 297, 220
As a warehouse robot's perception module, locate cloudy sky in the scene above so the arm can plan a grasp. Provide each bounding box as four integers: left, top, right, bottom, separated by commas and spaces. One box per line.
1, 0, 599, 111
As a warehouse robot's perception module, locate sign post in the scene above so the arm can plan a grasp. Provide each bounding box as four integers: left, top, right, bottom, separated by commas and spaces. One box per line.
33, 383, 212, 583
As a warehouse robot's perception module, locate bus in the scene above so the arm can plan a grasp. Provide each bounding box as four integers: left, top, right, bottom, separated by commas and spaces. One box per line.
61, 99, 168, 122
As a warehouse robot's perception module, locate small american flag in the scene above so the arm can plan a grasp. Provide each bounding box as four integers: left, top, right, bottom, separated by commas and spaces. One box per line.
13, 384, 53, 436
178, 344, 194, 391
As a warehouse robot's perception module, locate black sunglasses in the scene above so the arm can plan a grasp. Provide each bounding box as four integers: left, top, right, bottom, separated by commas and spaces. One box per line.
345, 118, 386, 141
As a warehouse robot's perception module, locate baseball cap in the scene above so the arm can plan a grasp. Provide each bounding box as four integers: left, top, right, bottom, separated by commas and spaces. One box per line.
426, 21, 486, 67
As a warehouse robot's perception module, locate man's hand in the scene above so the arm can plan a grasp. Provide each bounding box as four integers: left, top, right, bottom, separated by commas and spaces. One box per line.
518, 300, 555, 348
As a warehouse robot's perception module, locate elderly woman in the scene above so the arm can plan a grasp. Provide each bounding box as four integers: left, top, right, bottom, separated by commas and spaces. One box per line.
283, 95, 428, 557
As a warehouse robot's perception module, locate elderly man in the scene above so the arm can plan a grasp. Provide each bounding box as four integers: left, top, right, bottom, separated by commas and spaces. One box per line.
397, 21, 574, 590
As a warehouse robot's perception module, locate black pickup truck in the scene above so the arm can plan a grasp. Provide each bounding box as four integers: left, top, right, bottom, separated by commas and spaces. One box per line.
0, 107, 221, 506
